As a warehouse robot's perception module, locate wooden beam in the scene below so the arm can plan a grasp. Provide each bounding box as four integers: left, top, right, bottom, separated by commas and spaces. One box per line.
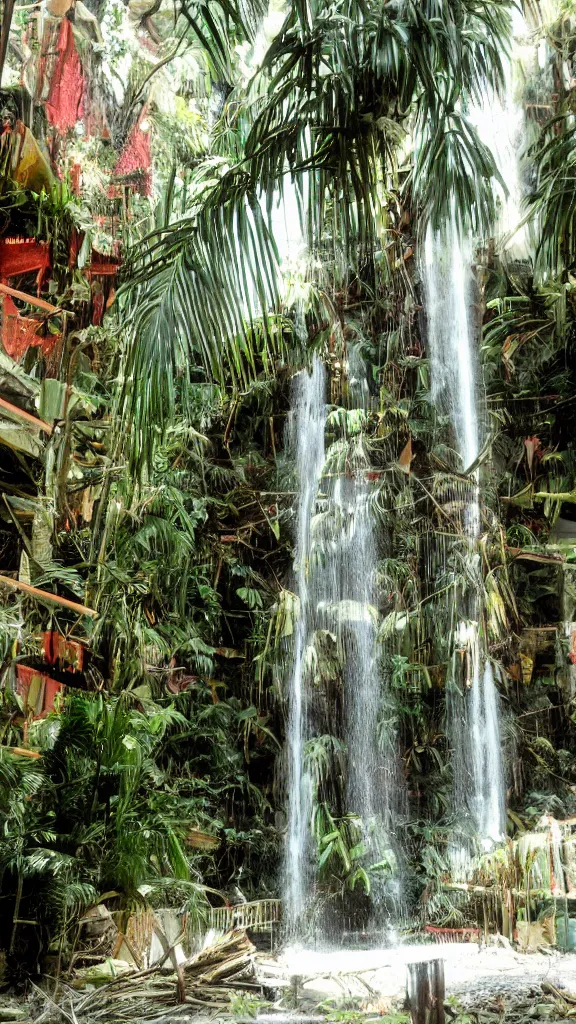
0, 575, 98, 617
0, 396, 52, 434
0, 281, 59, 314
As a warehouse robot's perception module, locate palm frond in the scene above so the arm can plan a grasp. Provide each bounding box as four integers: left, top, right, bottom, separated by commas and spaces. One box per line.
120, 174, 281, 471
411, 108, 504, 235
118, 0, 511, 475
529, 114, 576, 277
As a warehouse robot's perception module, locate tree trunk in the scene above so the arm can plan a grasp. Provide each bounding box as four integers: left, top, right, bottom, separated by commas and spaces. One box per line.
407, 959, 445, 1024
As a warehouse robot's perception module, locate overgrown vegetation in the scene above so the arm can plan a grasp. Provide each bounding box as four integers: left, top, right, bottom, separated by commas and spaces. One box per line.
0, 0, 576, 984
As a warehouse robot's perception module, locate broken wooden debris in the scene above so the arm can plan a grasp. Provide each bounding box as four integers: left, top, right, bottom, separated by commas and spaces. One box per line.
33, 929, 263, 1023
0, 282, 70, 315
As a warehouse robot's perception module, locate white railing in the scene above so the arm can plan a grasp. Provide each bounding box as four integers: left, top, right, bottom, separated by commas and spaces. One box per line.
208, 899, 281, 932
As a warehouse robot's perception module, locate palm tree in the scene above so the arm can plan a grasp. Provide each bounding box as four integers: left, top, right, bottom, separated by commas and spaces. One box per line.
120, 0, 513, 469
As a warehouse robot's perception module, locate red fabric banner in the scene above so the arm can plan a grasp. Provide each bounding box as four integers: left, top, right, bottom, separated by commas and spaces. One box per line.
45, 19, 84, 133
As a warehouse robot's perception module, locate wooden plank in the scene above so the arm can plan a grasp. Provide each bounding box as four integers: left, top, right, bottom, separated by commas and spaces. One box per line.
0, 575, 98, 617
0, 396, 52, 434
0, 281, 59, 313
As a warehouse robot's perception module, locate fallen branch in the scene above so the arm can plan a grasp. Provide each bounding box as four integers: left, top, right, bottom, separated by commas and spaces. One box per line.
541, 981, 576, 1005
5, 746, 41, 758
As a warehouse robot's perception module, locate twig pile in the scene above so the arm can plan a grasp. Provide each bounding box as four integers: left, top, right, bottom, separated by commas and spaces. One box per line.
34, 931, 262, 1024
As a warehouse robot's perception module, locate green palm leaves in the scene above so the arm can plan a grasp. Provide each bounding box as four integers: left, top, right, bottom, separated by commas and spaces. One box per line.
121, 0, 512, 469
122, 177, 281, 471
529, 115, 576, 278
246, 0, 511, 237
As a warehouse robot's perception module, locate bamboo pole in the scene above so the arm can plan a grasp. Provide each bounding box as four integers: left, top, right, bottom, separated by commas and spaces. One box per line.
0, 575, 98, 616
0, 395, 53, 434
0, 281, 60, 313
0, 0, 16, 85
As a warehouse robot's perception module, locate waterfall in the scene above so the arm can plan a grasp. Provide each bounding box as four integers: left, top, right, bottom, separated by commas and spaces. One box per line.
284, 355, 326, 937
470, 661, 506, 847
340, 471, 390, 837
320, 359, 403, 904
471, 6, 529, 261
424, 217, 478, 473
283, 351, 402, 938
423, 215, 505, 855
435, 7, 529, 852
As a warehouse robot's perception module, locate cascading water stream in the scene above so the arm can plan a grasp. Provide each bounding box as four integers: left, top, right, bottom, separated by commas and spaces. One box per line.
438, 9, 527, 852
283, 352, 403, 938
284, 355, 326, 937
471, 6, 530, 262
424, 217, 479, 472
470, 661, 506, 846
319, 388, 403, 909
423, 215, 505, 856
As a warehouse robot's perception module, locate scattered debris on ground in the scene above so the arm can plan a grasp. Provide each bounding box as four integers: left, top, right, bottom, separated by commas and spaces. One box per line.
22, 930, 270, 1023
446, 982, 576, 1023
5, 938, 576, 1023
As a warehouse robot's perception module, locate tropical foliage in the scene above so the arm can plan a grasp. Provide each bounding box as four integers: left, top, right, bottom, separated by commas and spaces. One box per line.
0, 0, 576, 980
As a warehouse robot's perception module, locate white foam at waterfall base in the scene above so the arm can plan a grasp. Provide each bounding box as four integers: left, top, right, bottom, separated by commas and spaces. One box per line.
259, 943, 576, 1006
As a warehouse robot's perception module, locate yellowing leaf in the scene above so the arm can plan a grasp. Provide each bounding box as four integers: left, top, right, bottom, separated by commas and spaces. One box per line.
398, 437, 413, 474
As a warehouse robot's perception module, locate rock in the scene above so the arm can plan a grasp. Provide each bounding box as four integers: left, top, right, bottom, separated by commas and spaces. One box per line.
534, 1005, 556, 1018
